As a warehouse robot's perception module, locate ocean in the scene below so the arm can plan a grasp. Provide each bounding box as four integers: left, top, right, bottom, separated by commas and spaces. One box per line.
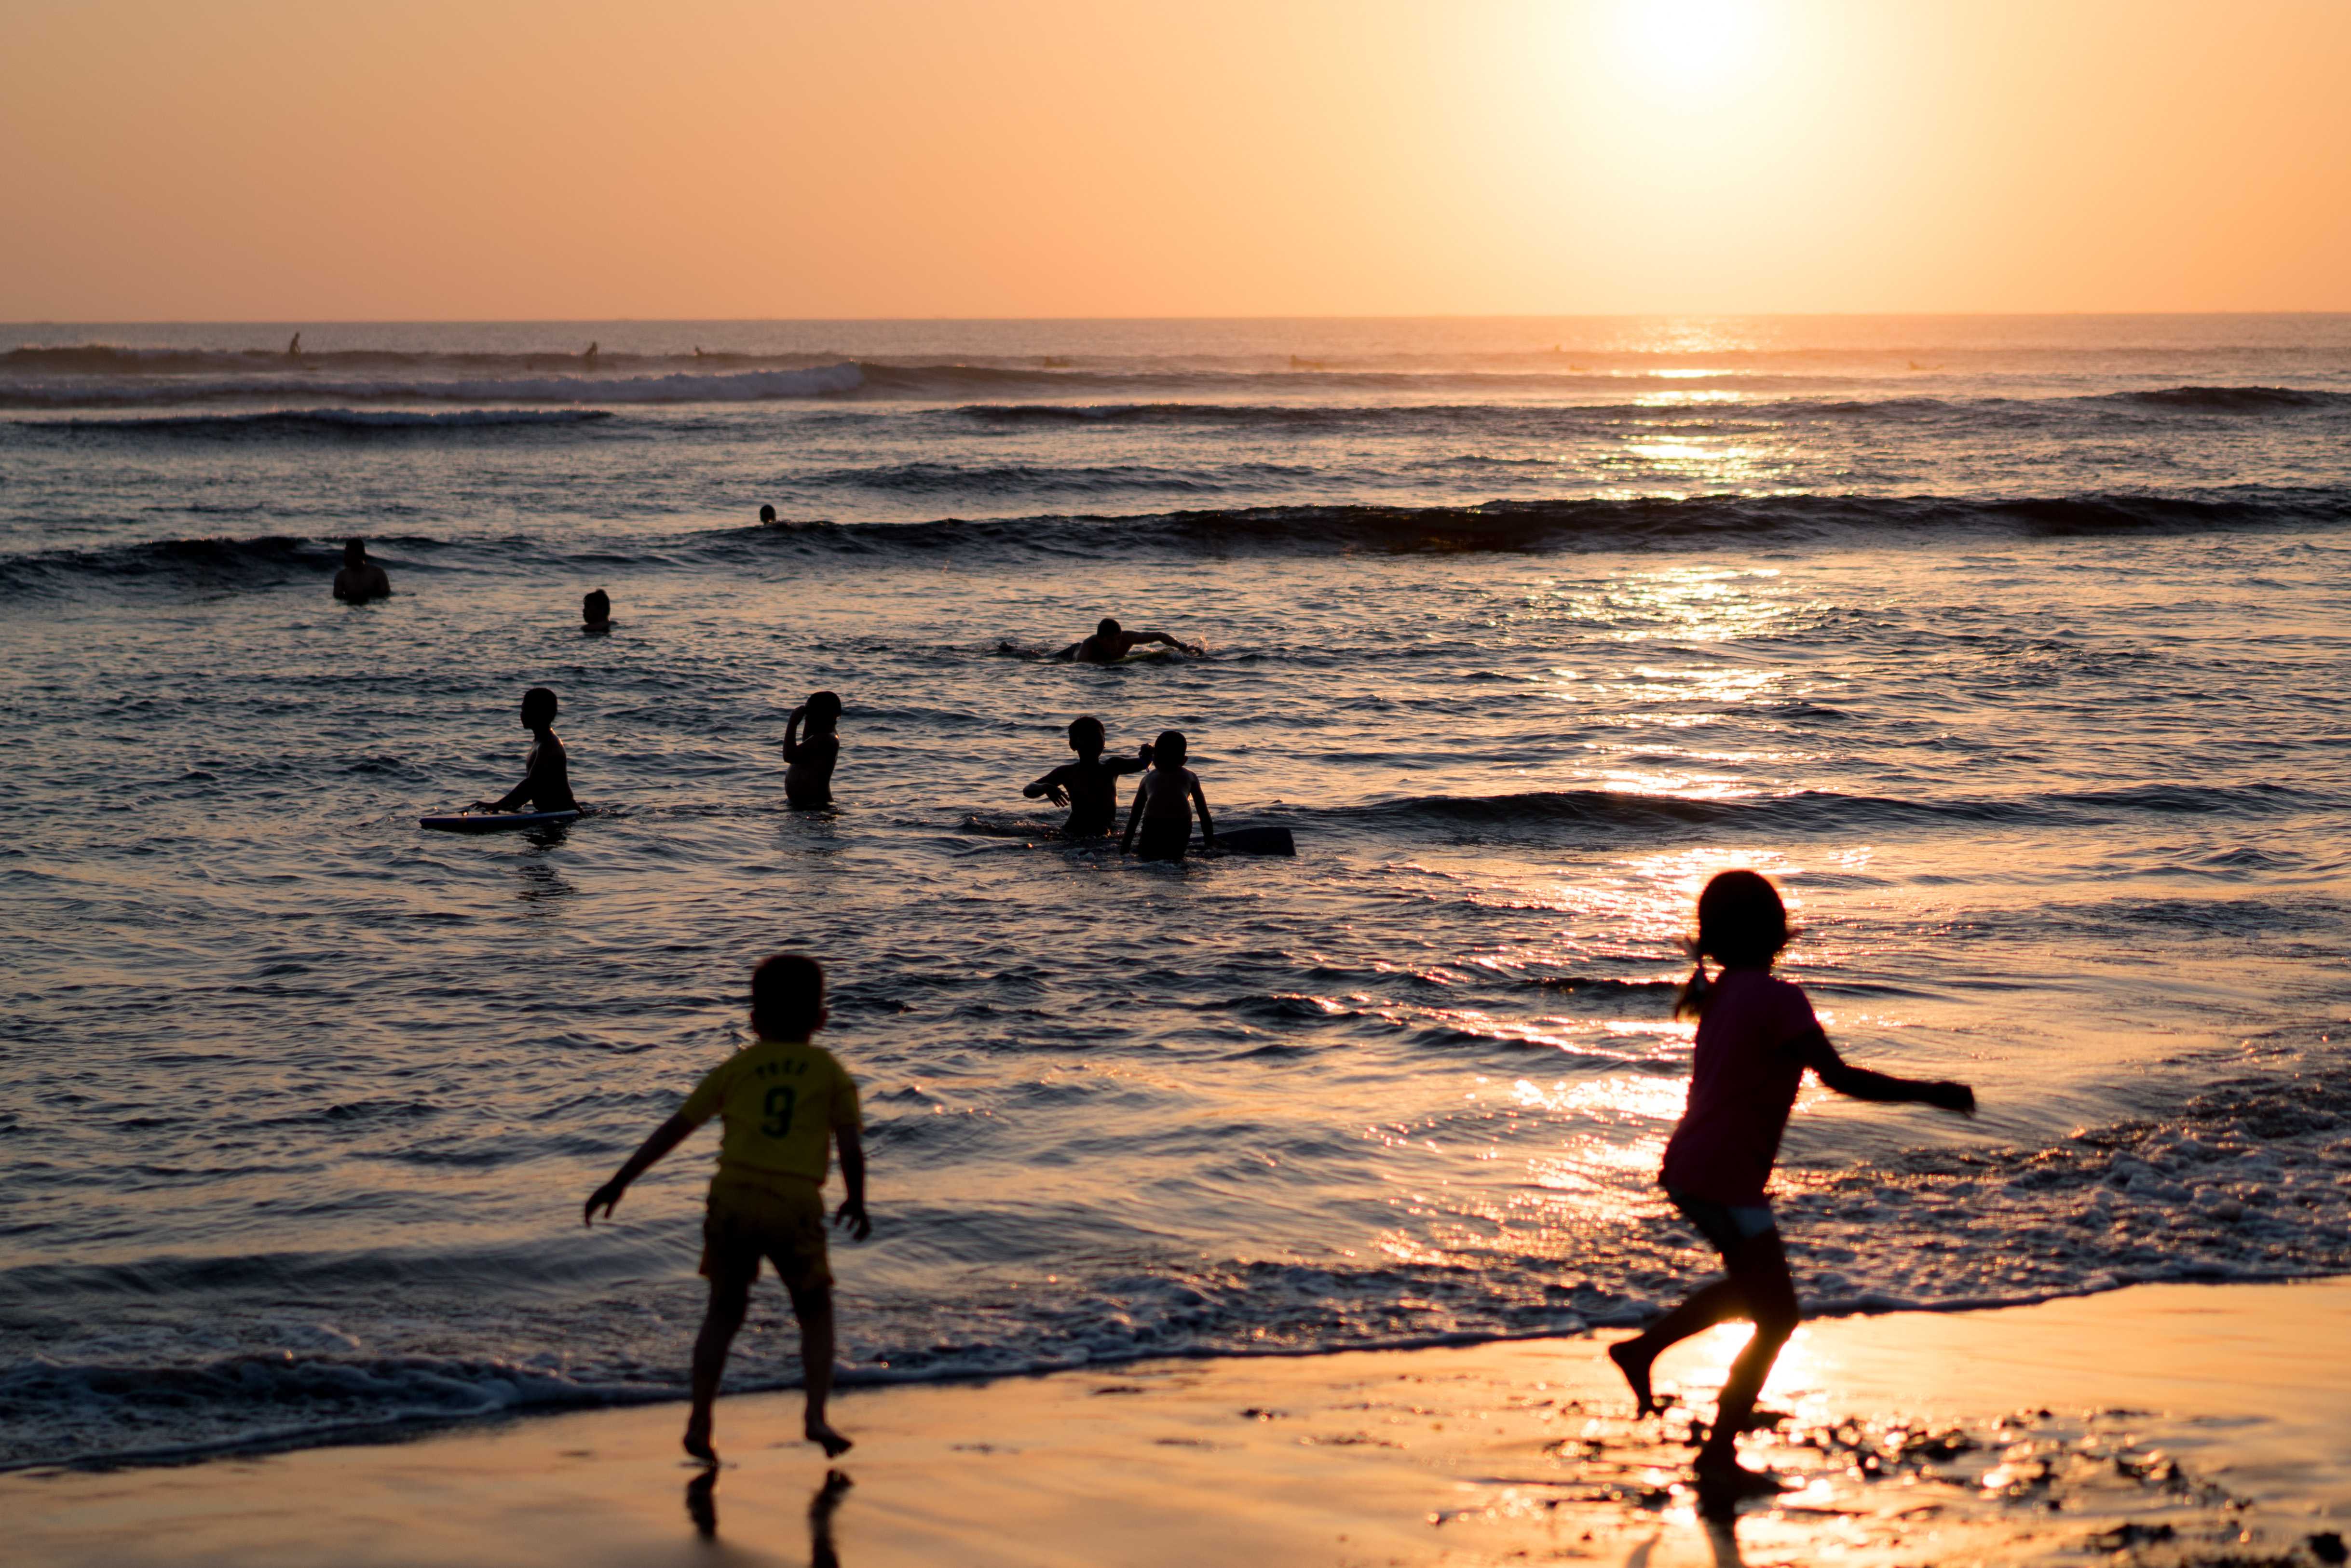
3, 315, 2348, 1469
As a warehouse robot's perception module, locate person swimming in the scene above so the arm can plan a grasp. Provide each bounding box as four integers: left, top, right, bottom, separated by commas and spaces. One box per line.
582, 589, 612, 632
759, 504, 778, 525
1054, 616, 1202, 663
470, 687, 579, 814
331, 538, 391, 601
1023, 715, 1151, 838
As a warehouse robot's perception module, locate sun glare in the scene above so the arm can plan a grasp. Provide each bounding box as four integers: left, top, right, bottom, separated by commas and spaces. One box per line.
1611, 0, 1755, 91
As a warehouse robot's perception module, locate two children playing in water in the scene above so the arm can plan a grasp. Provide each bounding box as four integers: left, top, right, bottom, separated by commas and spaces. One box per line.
577, 868, 1970, 1490
1025, 714, 1214, 859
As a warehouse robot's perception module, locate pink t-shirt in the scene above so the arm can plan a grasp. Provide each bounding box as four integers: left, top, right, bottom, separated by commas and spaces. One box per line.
1658, 970, 1822, 1206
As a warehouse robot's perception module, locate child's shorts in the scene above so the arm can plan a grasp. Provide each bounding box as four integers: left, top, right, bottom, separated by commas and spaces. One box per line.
1667, 1188, 1778, 1256
701, 1174, 833, 1291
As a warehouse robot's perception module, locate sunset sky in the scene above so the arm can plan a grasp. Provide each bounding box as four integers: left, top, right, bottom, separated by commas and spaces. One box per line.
4, 0, 2346, 320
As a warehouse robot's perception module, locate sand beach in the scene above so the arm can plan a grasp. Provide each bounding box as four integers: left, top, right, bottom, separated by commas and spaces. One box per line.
14, 1277, 2351, 1568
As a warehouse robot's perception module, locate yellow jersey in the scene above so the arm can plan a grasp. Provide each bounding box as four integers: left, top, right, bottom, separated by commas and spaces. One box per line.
678, 1038, 861, 1185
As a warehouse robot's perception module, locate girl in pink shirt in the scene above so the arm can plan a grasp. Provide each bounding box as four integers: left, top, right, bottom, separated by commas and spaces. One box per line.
1609, 870, 1975, 1499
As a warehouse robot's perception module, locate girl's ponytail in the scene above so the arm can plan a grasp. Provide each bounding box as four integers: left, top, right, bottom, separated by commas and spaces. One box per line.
1674, 950, 1713, 1020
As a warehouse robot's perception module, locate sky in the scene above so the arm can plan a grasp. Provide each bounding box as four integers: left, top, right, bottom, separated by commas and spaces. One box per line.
2, 0, 2347, 320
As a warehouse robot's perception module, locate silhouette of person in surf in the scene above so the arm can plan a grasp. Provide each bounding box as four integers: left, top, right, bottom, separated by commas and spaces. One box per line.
581, 589, 612, 633
1121, 729, 1214, 861
470, 687, 578, 814
286, 332, 301, 359
331, 538, 390, 601
585, 953, 871, 1466
1024, 715, 1151, 838
784, 691, 843, 808
1056, 616, 1202, 663
1606, 870, 1974, 1503
583, 341, 599, 369
760, 504, 779, 525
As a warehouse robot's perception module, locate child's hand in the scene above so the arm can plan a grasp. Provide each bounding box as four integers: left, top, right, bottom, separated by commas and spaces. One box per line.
789, 705, 806, 721
1926, 1081, 1976, 1117
835, 1197, 872, 1242
583, 1178, 628, 1225
1045, 784, 1069, 807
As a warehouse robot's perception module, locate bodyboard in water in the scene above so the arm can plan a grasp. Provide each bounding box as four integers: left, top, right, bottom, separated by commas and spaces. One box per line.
1205, 825, 1295, 857
420, 809, 581, 833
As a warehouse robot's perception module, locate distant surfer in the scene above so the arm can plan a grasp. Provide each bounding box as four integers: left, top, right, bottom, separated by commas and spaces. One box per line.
1053, 617, 1202, 663
584, 341, 599, 369
286, 332, 301, 359
331, 538, 391, 601
470, 687, 578, 815
582, 589, 612, 633
1023, 715, 1151, 838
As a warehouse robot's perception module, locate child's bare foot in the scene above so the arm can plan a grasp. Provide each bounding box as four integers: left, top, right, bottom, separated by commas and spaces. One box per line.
1693, 1455, 1790, 1497
806, 1417, 853, 1458
1608, 1338, 1660, 1417
683, 1410, 716, 1464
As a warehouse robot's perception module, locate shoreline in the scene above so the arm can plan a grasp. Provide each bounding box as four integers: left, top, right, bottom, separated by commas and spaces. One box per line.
14, 1276, 2351, 1567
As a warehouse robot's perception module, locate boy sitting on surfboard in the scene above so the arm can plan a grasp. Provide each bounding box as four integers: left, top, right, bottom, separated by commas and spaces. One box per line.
584, 953, 871, 1464
1023, 715, 1151, 838
471, 686, 578, 815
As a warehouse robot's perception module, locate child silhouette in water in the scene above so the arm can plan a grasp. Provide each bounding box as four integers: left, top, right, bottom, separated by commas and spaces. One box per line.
584, 953, 870, 1463
1024, 715, 1150, 838
1609, 870, 1974, 1500
784, 691, 842, 808
1121, 729, 1213, 861
471, 686, 577, 814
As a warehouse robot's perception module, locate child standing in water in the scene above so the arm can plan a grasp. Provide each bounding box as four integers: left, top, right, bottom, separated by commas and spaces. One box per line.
470, 686, 578, 814
1023, 715, 1150, 838
584, 953, 870, 1463
1120, 729, 1213, 861
1608, 870, 1974, 1498
784, 691, 842, 808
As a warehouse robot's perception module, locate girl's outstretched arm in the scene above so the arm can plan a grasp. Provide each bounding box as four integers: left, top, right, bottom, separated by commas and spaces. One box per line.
1794, 1031, 1974, 1113
1190, 779, 1214, 842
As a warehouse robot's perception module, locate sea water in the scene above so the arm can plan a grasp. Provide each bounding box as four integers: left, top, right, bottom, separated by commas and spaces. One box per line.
3, 317, 2348, 1467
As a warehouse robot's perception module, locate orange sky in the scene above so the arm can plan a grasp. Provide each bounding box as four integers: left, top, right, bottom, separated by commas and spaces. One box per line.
3, 0, 2347, 319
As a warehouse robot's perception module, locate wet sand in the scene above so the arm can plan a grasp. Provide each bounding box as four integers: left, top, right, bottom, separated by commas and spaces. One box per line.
12, 1277, 2351, 1568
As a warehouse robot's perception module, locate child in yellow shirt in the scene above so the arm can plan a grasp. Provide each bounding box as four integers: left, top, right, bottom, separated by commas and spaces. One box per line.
584, 954, 870, 1463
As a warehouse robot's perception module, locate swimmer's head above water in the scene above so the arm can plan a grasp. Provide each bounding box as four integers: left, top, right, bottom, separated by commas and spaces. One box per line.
520, 686, 560, 730
1150, 729, 1187, 768
582, 589, 611, 628
1097, 617, 1120, 638
759, 504, 777, 525
343, 538, 367, 568
1067, 714, 1105, 756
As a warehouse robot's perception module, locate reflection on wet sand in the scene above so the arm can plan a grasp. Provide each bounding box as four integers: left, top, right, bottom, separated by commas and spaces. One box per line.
686, 1466, 854, 1566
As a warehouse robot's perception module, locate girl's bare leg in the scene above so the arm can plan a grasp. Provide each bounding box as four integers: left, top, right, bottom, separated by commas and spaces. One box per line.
1694, 1231, 1799, 1490
1608, 1277, 1749, 1415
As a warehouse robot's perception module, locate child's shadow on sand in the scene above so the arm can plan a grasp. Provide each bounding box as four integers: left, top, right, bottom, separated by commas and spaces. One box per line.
687, 1467, 852, 1566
